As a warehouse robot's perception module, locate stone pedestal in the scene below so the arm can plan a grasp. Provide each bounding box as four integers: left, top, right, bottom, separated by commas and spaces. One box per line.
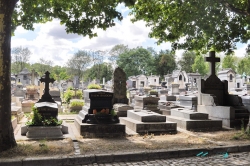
166, 108, 222, 131
26, 126, 63, 139
113, 103, 133, 117
120, 110, 177, 134
22, 100, 36, 112
74, 118, 125, 138
11, 106, 24, 122
178, 95, 197, 111
171, 84, 180, 95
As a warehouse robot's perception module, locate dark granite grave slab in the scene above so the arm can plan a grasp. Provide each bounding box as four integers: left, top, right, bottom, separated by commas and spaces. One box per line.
35, 102, 58, 119
74, 118, 125, 138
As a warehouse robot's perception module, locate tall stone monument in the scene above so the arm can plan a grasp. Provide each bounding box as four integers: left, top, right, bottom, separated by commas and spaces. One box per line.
112, 67, 133, 117
198, 51, 249, 128
112, 67, 129, 104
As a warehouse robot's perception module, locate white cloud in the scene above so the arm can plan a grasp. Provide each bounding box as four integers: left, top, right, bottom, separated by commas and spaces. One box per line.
12, 4, 246, 68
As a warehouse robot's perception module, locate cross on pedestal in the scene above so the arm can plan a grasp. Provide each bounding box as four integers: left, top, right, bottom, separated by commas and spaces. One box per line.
37, 71, 55, 103
205, 51, 220, 76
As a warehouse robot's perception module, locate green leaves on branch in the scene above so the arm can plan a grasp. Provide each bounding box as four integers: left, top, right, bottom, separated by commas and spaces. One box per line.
12, 0, 133, 37
130, 0, 250, 54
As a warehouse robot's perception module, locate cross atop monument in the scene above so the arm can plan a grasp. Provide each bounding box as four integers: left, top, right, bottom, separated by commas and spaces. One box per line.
205, 51, 220, 76
37, 71, 55, 103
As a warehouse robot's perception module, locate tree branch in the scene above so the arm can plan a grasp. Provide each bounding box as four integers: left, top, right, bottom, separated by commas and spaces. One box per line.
219, 0, 250, 17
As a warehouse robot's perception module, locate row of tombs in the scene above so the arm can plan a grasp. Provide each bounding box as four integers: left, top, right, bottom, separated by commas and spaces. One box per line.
11, 53, 250, 138
14, 86, 250, 138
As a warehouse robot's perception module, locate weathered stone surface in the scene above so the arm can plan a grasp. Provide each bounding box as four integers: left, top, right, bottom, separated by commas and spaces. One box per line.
166, 106, 223, 131
35, 102, 58, 119
112, 67, 129, 104
120, 117, 176, 134
74, 118, 125, 138
127, 110, 166, 122
113, 103, 133, 117
26, 126, 63, 138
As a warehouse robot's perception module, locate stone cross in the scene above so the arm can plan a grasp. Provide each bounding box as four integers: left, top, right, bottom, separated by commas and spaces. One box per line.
37, 71, 55, 103
205, 51, 220, 76
40, 71, 55, 96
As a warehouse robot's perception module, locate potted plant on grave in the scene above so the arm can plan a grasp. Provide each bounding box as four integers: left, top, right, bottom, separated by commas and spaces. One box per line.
87, 84, 102, 89
149, 89, 158, 96
26, 85, 38, 94
143, 86, 151, 95
69, 100, 84, 112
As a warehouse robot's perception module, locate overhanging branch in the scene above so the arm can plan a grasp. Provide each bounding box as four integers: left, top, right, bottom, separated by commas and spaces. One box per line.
219, 0, 250, 17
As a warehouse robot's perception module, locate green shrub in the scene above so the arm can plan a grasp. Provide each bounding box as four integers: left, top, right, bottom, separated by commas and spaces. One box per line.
75, 90, 83, 99
70, 100, 84, 107
26, 107, 62, 126
63, 89, 74, 104
87, 84, 101, 89
63, 89, 83, 103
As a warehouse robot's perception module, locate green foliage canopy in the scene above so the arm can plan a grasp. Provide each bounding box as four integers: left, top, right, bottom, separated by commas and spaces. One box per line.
117, 47, 154, 78
85, 62, 113, 82
222, 54, 237, 71
192, 54, 209, 76
130, 0, 250, 54
154, 50, 176, 77
178, 51, 196, 73
12, 0, 135, 37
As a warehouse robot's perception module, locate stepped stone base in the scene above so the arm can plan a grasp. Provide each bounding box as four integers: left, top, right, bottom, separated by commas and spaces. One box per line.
74, 118, 125, 138
24, 126, 64, 139
165, 116, 222, 131
120, 117, 177, 134
198, 105, 249, 128
166, 108, 222, 131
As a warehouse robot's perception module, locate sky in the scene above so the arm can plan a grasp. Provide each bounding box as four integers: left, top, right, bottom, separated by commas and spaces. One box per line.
11, 4, 249, 67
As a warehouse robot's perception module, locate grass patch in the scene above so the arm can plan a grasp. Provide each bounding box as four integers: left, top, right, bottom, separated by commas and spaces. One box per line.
232, 129, 250, 140
0, 139, 74, 159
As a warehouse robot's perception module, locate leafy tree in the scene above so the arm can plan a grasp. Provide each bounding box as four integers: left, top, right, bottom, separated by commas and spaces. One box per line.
117, 47, 154, 78
11, 46, 31, 74
1, 0, 134, 152
222, 54, 237, 71
66, 50, 92, 81
86, 62, 113, 82
108, 44, 130, 69
130, 1, 250, 54
192, 54, 209, 76
50, 65, 69, 81
154, 50, 177, 77
237, 57, 250, 75
178, 51, 196, 73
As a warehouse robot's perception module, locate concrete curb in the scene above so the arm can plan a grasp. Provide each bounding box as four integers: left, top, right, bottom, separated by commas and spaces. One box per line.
1, 145, 250, 166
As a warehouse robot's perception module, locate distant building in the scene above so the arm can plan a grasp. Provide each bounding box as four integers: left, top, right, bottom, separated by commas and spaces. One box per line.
127, 74, 160, 89
217, 68, 236, 91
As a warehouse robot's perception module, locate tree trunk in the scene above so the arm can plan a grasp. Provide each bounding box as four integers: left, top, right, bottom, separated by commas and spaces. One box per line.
0, 0, 18, 152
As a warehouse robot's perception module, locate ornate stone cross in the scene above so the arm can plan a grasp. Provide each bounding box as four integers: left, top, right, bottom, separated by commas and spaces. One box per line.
205, 51, 220, 76
38, 71, 55, 103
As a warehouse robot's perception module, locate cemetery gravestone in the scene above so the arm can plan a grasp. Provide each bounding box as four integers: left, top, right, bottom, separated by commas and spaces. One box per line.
75, 90, 125, 138
36, 71, 58, 119
120, 110, 177, 134
13, 84, 25, 97
22, 71, 68, 138
198, 51, 249, 128
112, 67, 129, 104
83, 91, 119, 124
171, 83, 180, 95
